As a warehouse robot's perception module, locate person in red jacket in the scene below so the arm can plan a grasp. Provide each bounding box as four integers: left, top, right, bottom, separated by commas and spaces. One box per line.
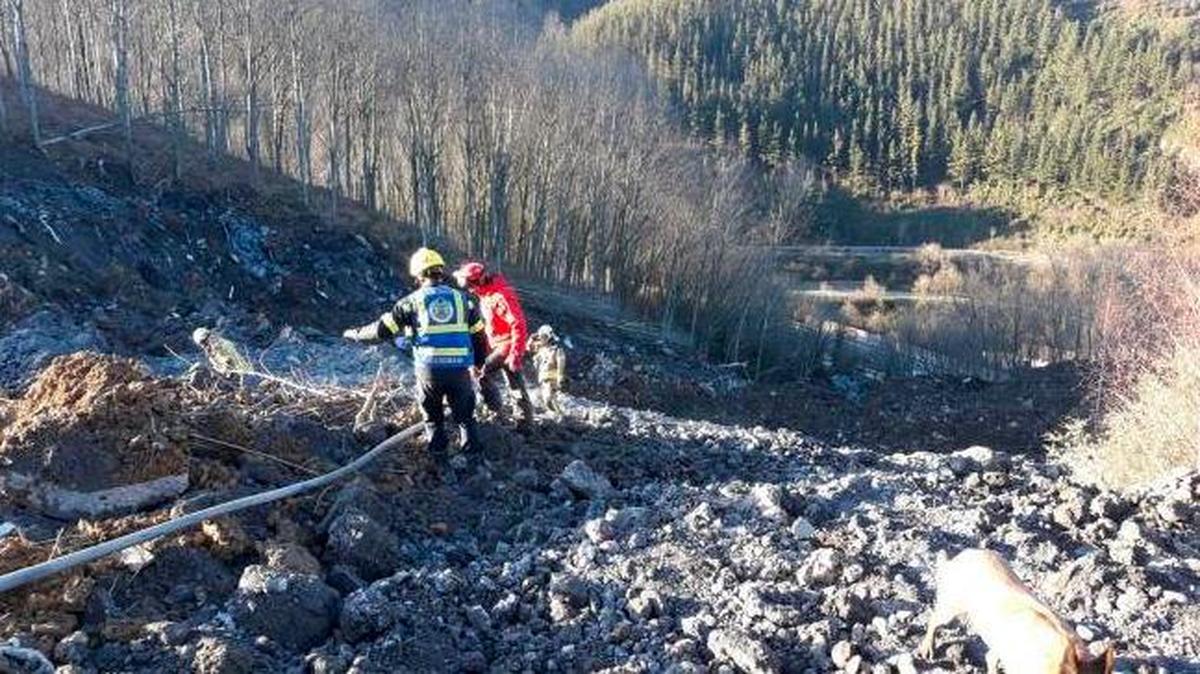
454, 261, 535, 429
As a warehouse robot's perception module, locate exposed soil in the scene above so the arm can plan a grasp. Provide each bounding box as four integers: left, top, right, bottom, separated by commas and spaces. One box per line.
1, 353, 189, 491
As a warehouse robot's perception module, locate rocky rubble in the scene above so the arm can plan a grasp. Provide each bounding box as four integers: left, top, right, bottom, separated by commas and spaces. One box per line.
0, 358, 1195, 673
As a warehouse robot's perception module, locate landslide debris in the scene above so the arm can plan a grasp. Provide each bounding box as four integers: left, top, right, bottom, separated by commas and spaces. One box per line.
0, 348, 1195, 673
0, 353, 189, 516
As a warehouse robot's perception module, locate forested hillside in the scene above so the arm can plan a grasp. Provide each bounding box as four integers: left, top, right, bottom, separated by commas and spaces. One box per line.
573, 0, 1194, 204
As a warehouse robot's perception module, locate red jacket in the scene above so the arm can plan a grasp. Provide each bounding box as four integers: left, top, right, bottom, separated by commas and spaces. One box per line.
474, 273, 529, 368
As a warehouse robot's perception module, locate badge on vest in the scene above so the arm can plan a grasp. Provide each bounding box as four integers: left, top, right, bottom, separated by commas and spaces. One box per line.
428, 297, 455, 324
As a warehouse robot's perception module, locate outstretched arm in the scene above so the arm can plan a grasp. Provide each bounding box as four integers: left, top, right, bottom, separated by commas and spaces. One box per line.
344, 300, 412, 344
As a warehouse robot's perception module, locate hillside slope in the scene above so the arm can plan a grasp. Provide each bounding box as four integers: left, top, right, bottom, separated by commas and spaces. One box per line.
0, 88, 420, 392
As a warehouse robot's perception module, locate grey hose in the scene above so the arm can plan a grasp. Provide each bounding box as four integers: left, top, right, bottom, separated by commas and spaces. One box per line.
0, 423, 424, 595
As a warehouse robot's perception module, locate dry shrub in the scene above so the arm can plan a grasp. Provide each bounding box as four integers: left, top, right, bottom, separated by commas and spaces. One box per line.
841, 276, 893, 333
1067, 249, 1200, 489
893, 245, 1117, 379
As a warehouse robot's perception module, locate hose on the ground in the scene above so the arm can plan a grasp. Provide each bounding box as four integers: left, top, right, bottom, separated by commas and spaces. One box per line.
0, 423, 425, 595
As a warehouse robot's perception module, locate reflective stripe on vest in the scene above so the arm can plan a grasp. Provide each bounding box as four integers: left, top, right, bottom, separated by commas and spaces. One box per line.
412, 286, 473, 369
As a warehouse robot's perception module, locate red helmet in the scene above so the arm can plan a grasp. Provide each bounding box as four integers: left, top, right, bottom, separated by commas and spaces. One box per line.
454, 261, 486, 286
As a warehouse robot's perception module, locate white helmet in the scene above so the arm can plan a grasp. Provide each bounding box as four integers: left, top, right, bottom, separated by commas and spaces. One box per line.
536, 325, 556, 340
191, 327, 211, 346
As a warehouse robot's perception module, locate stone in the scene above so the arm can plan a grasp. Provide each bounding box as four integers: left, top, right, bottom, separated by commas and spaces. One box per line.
559, 460, 613, 499
1156, 492, 1191, 525
192, 637, 255, 674
789, 517, 816, 540
465, 605, 492, 633
263, 542, 322, 576
830, 640, 854, 669
549, 596, 579, 623
512, 468, 546, 491
1116, 587, 1150, 614
325, 565, 366, 595
584, 518, 615, 544
52, 633, 87, 666
606, 506, 650, 533
1089, 493, 1133, 521
626, 591, 663, 620
227, 565, 340, 651
681, 613, 716, 640
304, 650, 350, 674
953, 446, 1006, 472
1053, 489, 1089, 529
1117, 520, 1143, 544
798, 549, 842, 587
749, 484, 787, 522
324, 511, 401, 582
339, 575, 408, 643
706, 629, 781, 674
549, 574, 591, 609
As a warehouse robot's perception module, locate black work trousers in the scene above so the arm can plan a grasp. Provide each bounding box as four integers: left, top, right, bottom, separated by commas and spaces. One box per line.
480, 365, 534, 425
416, 368, 481, 458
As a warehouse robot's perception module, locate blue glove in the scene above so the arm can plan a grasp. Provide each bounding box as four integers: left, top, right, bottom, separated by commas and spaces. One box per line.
393, 336, 410, 351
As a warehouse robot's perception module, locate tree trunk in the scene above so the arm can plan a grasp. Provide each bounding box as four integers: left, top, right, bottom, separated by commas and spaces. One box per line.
243, 0, 259, 180
111, 0, 132, 168
10, 0, 40, 144
0, 8, 12, 79
288, 6, 310, 204
196, 7, 217, 161
0, 69, 7, 135
167, 0, 184, 182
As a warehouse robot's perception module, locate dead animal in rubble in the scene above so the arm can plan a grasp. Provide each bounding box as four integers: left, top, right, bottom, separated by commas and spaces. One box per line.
918, 548, 1115, 674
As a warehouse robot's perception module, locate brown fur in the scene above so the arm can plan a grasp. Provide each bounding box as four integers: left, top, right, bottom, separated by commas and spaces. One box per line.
918, 549, 1115, 674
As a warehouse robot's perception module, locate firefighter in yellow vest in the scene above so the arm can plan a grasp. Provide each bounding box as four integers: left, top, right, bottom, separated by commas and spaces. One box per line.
526, 324, 567, 415
342, 248, 489, 459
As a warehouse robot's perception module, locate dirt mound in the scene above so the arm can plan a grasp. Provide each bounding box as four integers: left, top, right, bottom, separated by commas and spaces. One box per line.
0, 352, 189, 515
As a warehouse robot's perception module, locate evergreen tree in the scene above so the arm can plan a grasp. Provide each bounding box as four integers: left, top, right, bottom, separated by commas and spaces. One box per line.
573, 0, 1189, 201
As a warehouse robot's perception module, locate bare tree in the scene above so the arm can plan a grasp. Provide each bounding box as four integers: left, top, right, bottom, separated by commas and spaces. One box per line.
241, 0, 260, 180
111, 0, 133, 165
286, 0, 312, 202
166, 0, 184, 180
9, 0, 39, 143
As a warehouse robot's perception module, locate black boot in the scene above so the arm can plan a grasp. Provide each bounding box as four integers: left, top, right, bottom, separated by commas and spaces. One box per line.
426, 422, 449, 463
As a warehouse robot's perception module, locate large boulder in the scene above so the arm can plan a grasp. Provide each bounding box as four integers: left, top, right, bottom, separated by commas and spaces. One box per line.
227, 565, 339, 651
324, 511, 401, 582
